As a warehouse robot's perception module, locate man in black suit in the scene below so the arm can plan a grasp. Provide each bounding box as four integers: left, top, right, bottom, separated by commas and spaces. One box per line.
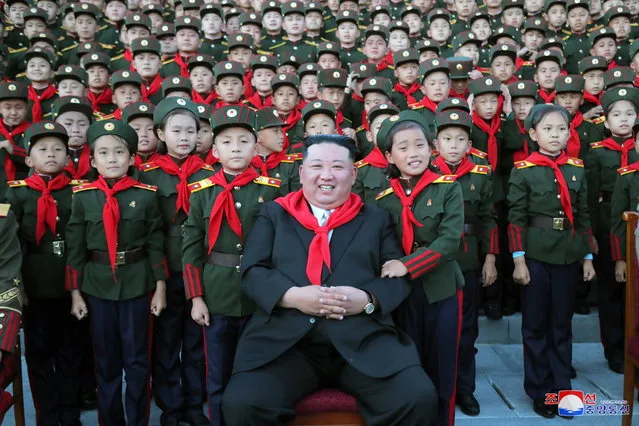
222, 135, 437, 426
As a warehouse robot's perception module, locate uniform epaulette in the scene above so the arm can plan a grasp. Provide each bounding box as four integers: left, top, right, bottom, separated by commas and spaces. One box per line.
162, 58, 175, 65
356, 125, 366, 132
409, 103, 423, 110
521, 61, 534, 66
323, 14, 332, 20
111, 54, 124, 61
133, 183, 157, 191
0, 204, 10, 217
562, 35, 571, 41
566, 157, 584, 167
592, 116, 606, 124
270, 42, 287, 50
221, 40, 228, 46
434, 175, 456, 183
470, 147, 488, 159
70, 179, 89, 186
254, 175, 281, 188
141, 162, 159, 172
188, 178, 215, 193
97, 114, 115, 121
8, 47, 27, 54
99, 43, 115, 49
73, 183, 98, 193
375, 187, 394, 200
99, 24, 109, 30
354, 160, 369, 168
256, 49, 273, 56
5, 26, 14, 32
324, 28, 336, 33
515, 160, 536, 169
450, 19, 457, 25
618, 166, 637, 175
7, 180, 26, 188
282, 153, 302, 163
304, 40, 318, 47
561, 29, 571, 35
57, 36, 65, 41
15, 72, 26, 79
588, 25, 604, 32
470, 164, 490, 174
202, 164, 215, 171
61, 44, 77, 52
590, 141, 603, 149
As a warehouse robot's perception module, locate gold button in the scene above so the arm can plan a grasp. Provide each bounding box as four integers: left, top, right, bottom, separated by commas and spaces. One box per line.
236, 243, 243, 251
0, 313, 5, 318
235, 265, 240, 272
405, 189, 412, 195
559, 210, 565, 215
554, 179, 557, 183
235, 202, 242, 209
234, 186, 240, 190
56, 216, 60, 222
275, 173, 280, 178
557, 194, 561, 199
54, 200, 58, 205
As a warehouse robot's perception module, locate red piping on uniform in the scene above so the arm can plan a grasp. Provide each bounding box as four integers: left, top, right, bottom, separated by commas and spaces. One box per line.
448, 289, 464, 426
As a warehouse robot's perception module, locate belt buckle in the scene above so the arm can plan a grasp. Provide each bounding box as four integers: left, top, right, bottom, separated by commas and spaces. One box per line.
552, 218, 565, 231
52, 241, 65, 257
115, 251, 126, 266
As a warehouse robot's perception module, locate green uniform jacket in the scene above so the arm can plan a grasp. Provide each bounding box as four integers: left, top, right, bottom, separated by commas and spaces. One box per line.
182, 174, 281, 316
0, 130, 28, 201
27, 95, 58, 123
138, 160, 215, 274
409, 104, 437, 142
252, 153, 302, 195
610, 164, 639, 261
65, 182, 167, 300
471, 123, 506, 201
353, 159, 388, 205
0, 205, 23, 354
375, 174, 465, 303
563, 32, 591, 75
339, 46, 367, 68
200, 37, 227, 61
391, 88, 424, 112
507, 157, 594, 264
270, 39, 318, 63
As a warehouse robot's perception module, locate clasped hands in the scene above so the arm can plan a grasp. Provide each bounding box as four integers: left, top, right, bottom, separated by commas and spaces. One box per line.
280, 285, 369, 320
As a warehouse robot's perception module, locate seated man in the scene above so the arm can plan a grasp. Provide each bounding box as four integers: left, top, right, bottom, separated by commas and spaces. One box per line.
222, 135, 437, 426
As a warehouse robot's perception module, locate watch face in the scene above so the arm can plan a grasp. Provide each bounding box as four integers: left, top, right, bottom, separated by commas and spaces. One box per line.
365, 303, 375, 314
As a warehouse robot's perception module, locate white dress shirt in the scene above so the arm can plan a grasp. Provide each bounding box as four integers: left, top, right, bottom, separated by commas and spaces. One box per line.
309, 203, 334, 241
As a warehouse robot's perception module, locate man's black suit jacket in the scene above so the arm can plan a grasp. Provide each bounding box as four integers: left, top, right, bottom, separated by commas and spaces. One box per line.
234, 200, 421, 379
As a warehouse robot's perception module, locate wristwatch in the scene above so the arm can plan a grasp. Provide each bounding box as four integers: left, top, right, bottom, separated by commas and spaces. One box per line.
364, 291, 376, 315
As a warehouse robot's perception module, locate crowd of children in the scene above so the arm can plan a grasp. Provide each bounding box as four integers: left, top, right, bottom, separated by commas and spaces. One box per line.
0, 0, 639, 424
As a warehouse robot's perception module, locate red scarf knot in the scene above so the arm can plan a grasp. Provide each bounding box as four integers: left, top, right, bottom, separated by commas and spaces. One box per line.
25, 174, 71, 244
361, 147, 388, 169
141, 74, 163, 102
600, 137, 635, 167
0, 120, 31, 181
566, 112, 584, 158
251, 151, 286, 176
65, 145, 91, 179
471, 114, 501, 170
393, 82, 422, 106
28, 84, 58, 123
153, 155, 206, 216
87, 88, 114, 112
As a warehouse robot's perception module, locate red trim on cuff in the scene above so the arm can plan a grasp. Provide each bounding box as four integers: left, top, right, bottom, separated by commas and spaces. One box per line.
12, 147, 26, 157
406, 251, 442, 278
610, 233, 623, 261
153, 259, 169, 278
183, 264, 203, 299
508, 224, 524, 252
65, 266, 79, 291
0, 312, 20, 353
489, 226, 500, 254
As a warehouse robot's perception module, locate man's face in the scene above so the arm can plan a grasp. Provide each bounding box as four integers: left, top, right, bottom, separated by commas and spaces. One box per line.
133, 52, 161, 78
299, 142, 357, 210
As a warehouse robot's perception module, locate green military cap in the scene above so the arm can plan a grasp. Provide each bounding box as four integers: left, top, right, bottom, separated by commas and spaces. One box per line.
544, 0, 566, 11
604, 67, 635, 88
415, 39, 440, 55
317, 68, 348, 88
221, 0, 236, 7
427, 8, 451, 24
188, 54, 214, 72
336, 10, 358, 26
589, 27, 616, 47
251, 54, 278, 71
55, 65, 88, 84
490, 43, 518, 62
87, 120, 138, 154
394, 48, 419, 68
469, 11, 490, 26
110, 70, 143, 89
452, 31, 482, 52
30, 30, 57, 48
201, 4, 224, 18
162, 76, 192, 96
534, 49, 563, 67
630, 39, 639, 61
361, 77, 392, 97
435, 109, 472, 132
175, 16, 201, 32
271, 73, 300, 91
281, 1, 305, 16
73, 3, 101, 19
370, 6, 391, 20
554, 74, 584, 93
239, 11, 262, 27
419, 57, 449, 82
255, 106, 284, 132
227, 33, 254, 50
51, 96, 93, 120
489, 25, 521, 45
5, 0, 29, 6
469, 76, 501, 96
278, 52, 301, 68
24, 47, 56, 66
523, 17, 547, 33
368, 103, 400, 124
131, 37, 161, 56
364, 24, 389, 40
578, 56, 607, 74
23, 7, 48, 22
225, 8, 241, 20
213, 61, 245, 80
523, 104, 560, 130
182, 0, 203, 10
540, 37, 564, 51
261, 0, 281, 14
124, 13, 151, 30
157, 23, 175, 38
61, 3, 74, 16
566, 0, 589, 11
24, 121, 69, 153
122, 102, 155, 123
447, 57, 472, 80
142, 4, 165, 16
77, 42, 105, 59
376, 110, 429, 152
601, 86, 639, 111
302, 100, 336, 122
437, 97, 470, 113
306, 2, 323, 14
604, 5, 631, 23
400, 5, 421, 19
153, 97, 199, 126
195, 103, 213, 121
350, 62, 376, 80
507, 80, 538, 98
81, 51, 111, 70
389, 20, 410, 36
317, 42, 341, 58
298, 62, 320, 77
502, 0, 524, 10
211, 105, 257, 135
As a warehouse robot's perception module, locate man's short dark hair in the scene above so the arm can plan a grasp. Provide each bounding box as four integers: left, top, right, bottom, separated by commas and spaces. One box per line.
302, 134, 357, 163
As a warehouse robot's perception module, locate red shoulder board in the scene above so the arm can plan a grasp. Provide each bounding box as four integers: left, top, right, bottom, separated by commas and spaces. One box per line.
254, 176, 281, 188
470, 148, 488, 159
515, 160, 535, 169
354, 160, 368, 168
281, 153, 303, 163
133, 184, 157, 191
590, 142, 603, 149
433, 175, 457, 183
375, 187, 395, 200
592, 116, 606, 124
69, 179, 89, 186
202, 164, 215, 171
188, 178, 214, 193
7, 180, 26, 188
141, 162, 159, 172
471, 165, 490, 175
618, 166, 637, 175
72, 183, 98, 193
566, 158, 584, 167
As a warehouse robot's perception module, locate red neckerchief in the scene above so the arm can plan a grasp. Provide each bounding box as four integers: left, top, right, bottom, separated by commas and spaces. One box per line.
28, 84, 57, 123
361, 147, 388, 168
583, 91, 601, 106
449, 88, 469, 99
352, 93, 364, 103
246, 92, 273, 109
335, 109, 346, 135
64, 145, 91, 179
608, 60, 618, 70
251, 151, 287, 176
634, 75, 639, 87
141, 74, 163, 102
375, 60, 389, 72
513, 118, 529, 162
92, 176, 140, 274
504, 75, 519, 84
113, 109, 122, 120
413, 96, 438, 112
244, 70, 254, 99
0, 120, 30, 181
526, 151, 574, 228
206, 168, 259, 253
173, 54, 190, 77
566, 112, 584, 158
24, 173, 71, 244
389, 170, 441, 255
134, 152, 161, 168
192, 90, 218, 104
87, 88, 113, 112
123, 49, 133, 63
472, 114, 501, 170
275, 190, 363, 285
393, 82, 421, 105
433, 155, 475, 178
600, 137, 635, 167
281, 108, 302, 134
538, 88, 556, 103
515, 57, 525, 70
202, 149, 218, 165
379, 52, 393, 70
153, 154, 206, 215
361, 110, 370, 131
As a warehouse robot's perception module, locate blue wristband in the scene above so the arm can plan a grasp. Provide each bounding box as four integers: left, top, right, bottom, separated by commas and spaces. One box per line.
512, 251, 525, 258
584, 254, 593, 260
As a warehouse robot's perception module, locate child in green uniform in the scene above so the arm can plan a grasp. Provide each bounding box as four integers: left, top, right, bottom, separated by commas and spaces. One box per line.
182, 105, 281, 425
81, 52, 116, 116
0, 81, 30, 200
51, 96, 95, 181
66, 119, 168, 426
55, 65, 88, 98
121, 102, 160, 168
411, 58, 450, 141
391, 48, 423, 110
195, 104, 217, 166
271, 73, 304, 150
24, 48, 58, 123
301, 99, 339, 139
189, 54, 217, 105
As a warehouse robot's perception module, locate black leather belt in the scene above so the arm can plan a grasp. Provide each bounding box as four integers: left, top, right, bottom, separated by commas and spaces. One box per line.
90, 247, 145, 266
599, 191, 612, 203
529, 216, 571, 231
28, 240, 65, 257
167, 223, 185, 237
463, 224, 477, 236
206, 251, 242, 270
